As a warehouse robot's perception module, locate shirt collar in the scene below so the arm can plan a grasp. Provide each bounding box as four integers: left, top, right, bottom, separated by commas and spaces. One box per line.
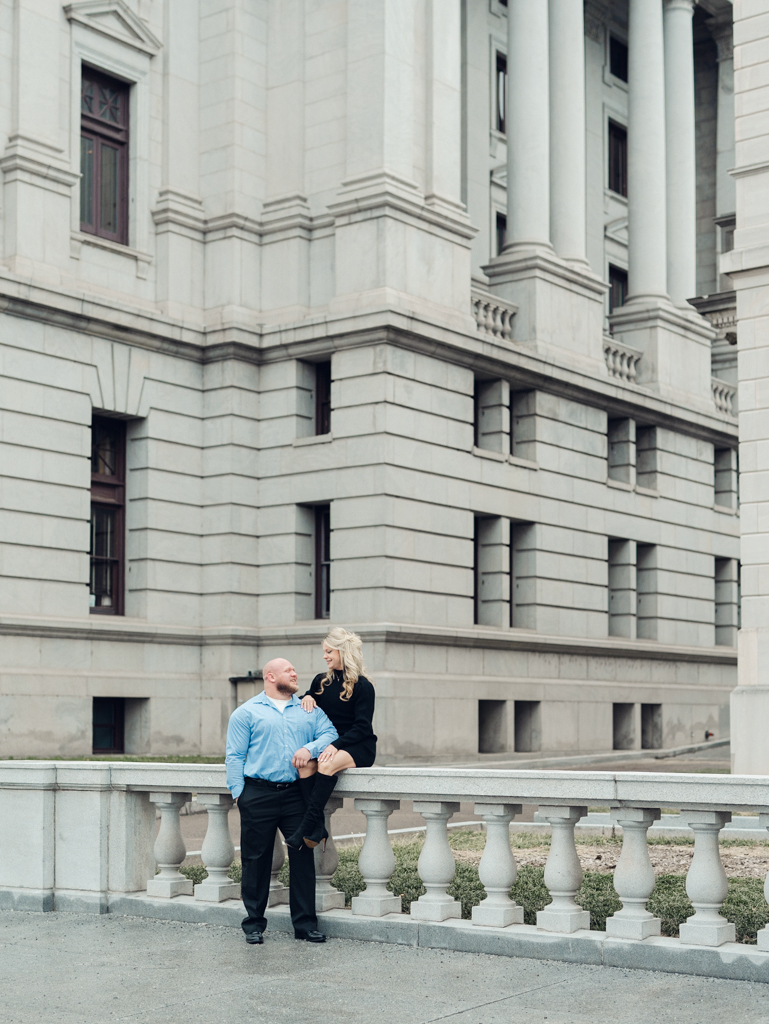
254, 690, 300, 706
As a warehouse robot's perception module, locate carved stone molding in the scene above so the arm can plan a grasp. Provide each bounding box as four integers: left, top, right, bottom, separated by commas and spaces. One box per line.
64, 1, 162, 56
584, 0, 610, 43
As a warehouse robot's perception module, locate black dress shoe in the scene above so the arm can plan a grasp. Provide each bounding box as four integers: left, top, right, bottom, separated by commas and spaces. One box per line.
295, 929, 326, 943
244, 931, 264, 944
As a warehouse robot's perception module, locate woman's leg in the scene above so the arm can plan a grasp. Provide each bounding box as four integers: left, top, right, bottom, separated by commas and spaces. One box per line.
317, 750, 355, 775
285, 752, 356, 849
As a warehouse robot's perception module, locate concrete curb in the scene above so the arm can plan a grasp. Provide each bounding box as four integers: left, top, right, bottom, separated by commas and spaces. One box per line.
104, 894, 769, 984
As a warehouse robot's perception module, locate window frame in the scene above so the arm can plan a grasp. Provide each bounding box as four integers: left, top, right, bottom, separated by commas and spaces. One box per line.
90, 416, 126, 616
608, 120, 628, 198
314, 361, 332, 436
495, 51, 507, 134
314, 505, 331, 620
80, 65, 130, 245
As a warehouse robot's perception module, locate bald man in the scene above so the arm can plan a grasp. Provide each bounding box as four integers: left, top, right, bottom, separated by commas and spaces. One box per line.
226, 658, 338, 944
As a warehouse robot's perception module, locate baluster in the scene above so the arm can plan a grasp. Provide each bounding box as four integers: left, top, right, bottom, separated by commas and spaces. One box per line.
268, 831, 289, 906
500, 308, 512, 341
758, 813, 769, 950
194, 793, 240, 902
605, 807, 661, 939
351, 798, 401, 916
410, 801, 461, 921
679, 811, 736, 946
472, 297, 482, 331
536, 805, 590, 932
472, 803, 523, 927
315, 795, 345, 911
146, 792, 193, 897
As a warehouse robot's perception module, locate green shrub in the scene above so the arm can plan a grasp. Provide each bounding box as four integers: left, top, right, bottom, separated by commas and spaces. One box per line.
510, 865, 551, 925
722, 878, 769, 944
576, 872, 622, 931
647, 874, 692, 937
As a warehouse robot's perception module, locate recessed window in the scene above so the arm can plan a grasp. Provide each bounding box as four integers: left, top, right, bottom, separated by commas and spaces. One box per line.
315, 361, 332, 435
608, 265, 628, 313
496, 212, 507, 257
610, 37, 628, 82
92, 697, 125, 754
608, 121, 628, 197
495, 52, 507, 134
80, 66, 129, 245
315, 505, 331, 619
90, 416, 126, 615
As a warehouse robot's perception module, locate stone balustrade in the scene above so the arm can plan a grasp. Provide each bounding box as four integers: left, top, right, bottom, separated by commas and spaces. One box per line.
470, 288, 517, 341
604, 338, 643, 382
712, 377, 737, 416
1, 762, 768, 982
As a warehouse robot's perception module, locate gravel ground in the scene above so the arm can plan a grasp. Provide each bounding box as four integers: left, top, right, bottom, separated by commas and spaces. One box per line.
450, 839, 769, 879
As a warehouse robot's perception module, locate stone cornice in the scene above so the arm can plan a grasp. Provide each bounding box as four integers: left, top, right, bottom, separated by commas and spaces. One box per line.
0, 275, 738, 442
0, 614, 737, 664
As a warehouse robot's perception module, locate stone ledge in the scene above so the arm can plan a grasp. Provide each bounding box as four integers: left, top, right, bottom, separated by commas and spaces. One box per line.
99, 894, 769, 984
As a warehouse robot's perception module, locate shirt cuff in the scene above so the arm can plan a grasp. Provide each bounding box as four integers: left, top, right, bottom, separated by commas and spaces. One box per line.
229, 782, 244, 799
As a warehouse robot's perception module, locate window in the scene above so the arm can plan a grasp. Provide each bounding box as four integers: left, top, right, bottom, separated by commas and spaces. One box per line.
636, 544, 657, 640
478, 700, 507, 754
315, 361, 332, 435
495, 52, 507, 133
608, 121, 627, 197
80, 66, 129, 244
608, 418, 635, 485
314, 505, 331, 619
608, 538, 636, 638
636, 426, 658, 490
715, 557, 740, 646
613, 703, 635, 750
514, 701, 541, 752
496, 212, 507, 257
90, 416, 126, 615
609, 37, 628, 82
92, 697, 125, 754
641, 704, 662, 749
608, 265, 628, 313
714, 447, 738, 509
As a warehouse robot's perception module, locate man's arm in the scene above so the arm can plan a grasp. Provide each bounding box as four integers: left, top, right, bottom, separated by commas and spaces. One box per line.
303, 706, 339, 759
225, 707, 250, 799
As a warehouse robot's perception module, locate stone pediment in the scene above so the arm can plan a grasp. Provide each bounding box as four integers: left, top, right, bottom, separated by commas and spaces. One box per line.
64, 1, 162, 56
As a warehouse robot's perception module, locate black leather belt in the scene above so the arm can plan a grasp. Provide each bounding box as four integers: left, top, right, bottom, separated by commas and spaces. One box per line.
244, 776, 298, 790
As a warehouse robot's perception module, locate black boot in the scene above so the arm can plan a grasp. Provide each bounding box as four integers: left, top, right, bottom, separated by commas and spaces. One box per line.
284, 774, 318, 850
285, 772, 338, 850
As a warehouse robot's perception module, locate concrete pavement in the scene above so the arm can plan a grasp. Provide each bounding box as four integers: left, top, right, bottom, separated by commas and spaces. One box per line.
1, 911, 767, 1024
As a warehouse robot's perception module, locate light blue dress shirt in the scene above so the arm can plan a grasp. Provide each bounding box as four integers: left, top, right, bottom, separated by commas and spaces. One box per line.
225, 691, 339, 798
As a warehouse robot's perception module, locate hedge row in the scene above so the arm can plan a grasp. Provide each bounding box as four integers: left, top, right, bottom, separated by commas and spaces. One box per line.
180, 834, 769, 944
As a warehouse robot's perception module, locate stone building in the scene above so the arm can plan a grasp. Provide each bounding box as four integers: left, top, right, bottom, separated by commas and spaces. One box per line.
0, 0, 746, 760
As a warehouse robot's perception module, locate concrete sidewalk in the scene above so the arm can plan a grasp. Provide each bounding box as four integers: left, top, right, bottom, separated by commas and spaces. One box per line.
1, 912, 766, 1024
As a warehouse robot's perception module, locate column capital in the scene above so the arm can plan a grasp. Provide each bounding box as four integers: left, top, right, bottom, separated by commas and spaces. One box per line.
663, 0, 694, 13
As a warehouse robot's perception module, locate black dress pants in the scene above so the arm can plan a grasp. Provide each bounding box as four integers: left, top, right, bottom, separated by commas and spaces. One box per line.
237, 778, 317, 936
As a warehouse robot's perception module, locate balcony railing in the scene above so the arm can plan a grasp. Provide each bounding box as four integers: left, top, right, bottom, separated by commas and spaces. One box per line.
604, 338, 642, 383
712, 377, 737, 417
471, 288, 517, 341
1, 762, 768, 980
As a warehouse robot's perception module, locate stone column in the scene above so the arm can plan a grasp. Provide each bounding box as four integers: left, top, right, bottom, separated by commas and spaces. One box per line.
506, 0, 551, 251
627, 0, 668, 302
663, 0, 697, 307
708, 14, 736, 222
726, 3, 769, 774
548, 0, 587, 265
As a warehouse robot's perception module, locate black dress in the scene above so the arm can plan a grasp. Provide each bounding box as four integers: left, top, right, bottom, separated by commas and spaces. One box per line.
305, 671, 377, 768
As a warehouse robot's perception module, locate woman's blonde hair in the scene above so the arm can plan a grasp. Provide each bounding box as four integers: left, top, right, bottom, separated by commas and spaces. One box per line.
318, 626, 371, 701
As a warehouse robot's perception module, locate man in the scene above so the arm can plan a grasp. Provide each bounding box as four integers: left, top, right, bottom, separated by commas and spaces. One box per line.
226, 657, 338, 944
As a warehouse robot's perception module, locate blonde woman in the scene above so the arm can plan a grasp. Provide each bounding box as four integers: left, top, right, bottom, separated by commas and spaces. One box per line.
285, 627, 376, 850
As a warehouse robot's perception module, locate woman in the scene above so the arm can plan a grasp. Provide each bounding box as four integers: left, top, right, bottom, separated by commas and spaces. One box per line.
285, 627, 376, 850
